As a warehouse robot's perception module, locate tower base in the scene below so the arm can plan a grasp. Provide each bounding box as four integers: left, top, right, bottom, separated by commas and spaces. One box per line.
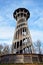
0, 54, 43, 63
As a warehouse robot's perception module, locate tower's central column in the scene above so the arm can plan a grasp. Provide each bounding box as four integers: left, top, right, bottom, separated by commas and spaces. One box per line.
12, 8, 33, 54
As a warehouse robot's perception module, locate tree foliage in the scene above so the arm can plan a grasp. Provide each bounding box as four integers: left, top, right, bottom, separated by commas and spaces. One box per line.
0, 44, 10, 55
33, 40, 41, 54
0, 44, 3, 55
3, 45, 10, 54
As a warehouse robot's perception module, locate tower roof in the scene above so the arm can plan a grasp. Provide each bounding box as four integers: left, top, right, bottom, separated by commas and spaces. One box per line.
13, 8, 30, 20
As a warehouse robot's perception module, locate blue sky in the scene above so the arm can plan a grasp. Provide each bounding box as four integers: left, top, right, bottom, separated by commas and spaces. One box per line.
0, 0, 43, 48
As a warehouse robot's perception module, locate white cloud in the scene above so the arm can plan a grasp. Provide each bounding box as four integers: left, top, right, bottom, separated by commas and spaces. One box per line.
34, 18, 43, 27
28, 8, 43, 29
30, 30, 43, 42
0, 27, 15, 45
0, 16, 5, 22
22, 0, 37, 8
30, 17, 43, 29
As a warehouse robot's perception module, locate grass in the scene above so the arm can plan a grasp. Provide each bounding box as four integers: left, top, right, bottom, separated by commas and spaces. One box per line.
0, 63, 43, 65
